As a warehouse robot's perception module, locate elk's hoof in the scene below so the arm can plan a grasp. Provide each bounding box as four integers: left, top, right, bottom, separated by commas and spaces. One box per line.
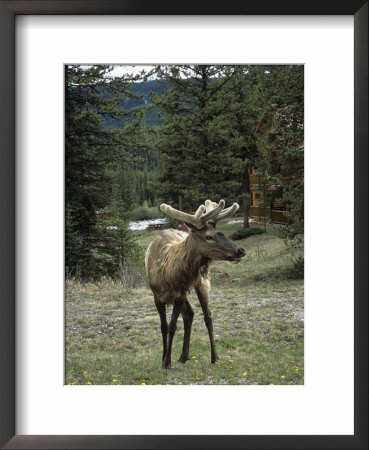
211, 354, 219, 364
162, 359, 171, 369
178, 355, 189, 364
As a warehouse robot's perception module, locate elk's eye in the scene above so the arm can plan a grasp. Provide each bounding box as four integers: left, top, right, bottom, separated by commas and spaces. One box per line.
206, 235, 213, 241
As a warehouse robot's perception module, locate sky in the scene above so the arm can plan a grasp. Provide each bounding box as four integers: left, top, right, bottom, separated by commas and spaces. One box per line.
109, 65, 156, 78
77, 64, 157, 81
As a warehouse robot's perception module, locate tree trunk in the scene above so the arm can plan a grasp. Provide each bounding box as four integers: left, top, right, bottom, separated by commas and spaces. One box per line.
243, 202, 250, 229
243, 165, 250, 228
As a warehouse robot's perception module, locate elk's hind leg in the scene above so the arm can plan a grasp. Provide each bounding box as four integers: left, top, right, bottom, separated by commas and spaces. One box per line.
195, 281, 219, 364
178, 299, 194, 363
155, 298, 168, 363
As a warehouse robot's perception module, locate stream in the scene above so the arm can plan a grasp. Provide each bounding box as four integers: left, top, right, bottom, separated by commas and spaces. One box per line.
128, 218, 168, 231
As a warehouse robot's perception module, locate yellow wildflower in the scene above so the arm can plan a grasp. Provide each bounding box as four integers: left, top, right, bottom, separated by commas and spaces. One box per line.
229, 359, 234, 363
141, 382, 146, 385
178, 381, 182, 385
242, 372, 247, 376
270, 383, 274, 386
281, 375, 285, 379
112, 379, 118, 383
87, 382, 92, 385
191, 356, 196, 359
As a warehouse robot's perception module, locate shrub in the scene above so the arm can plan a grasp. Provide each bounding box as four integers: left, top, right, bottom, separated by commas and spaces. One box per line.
66, 216, 143, 281
229, 227, 264, 241
289, 256, 304, 279
118, 260, 146, 293
100, 217, 143, 274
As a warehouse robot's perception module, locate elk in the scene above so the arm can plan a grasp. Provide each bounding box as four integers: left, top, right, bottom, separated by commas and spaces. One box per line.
145, 199, 246, 369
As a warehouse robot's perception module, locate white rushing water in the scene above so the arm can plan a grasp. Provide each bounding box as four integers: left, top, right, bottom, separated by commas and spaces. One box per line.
128, 218, 168, 231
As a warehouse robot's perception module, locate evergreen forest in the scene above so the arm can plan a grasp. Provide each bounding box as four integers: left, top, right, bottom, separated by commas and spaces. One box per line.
65, 64, 304, 279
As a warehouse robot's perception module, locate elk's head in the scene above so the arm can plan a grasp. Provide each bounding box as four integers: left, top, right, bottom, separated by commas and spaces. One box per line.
160, 199, 246, 263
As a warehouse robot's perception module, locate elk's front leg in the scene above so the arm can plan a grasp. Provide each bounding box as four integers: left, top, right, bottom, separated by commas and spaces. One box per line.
163, 300, 182, 369
155, 298, 168, 363
178, 299, 194, 363
195, 281, 219, 363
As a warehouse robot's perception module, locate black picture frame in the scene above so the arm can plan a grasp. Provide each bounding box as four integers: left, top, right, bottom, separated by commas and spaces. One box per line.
0, 1, 367, 449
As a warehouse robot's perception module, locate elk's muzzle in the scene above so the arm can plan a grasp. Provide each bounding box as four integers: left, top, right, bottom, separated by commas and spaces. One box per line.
229, 245, 246, 264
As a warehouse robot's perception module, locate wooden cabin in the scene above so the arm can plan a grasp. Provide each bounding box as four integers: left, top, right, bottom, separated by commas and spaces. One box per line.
249, 166, 289, 224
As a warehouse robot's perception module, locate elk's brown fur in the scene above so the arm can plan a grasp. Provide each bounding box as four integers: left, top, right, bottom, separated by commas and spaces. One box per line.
145, 200, 245, 369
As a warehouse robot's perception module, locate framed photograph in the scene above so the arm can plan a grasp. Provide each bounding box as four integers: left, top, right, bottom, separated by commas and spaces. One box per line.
1, 1, 367, 449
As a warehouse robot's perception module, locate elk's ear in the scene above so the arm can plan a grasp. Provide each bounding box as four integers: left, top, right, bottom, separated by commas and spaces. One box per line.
186, 222, 203, 233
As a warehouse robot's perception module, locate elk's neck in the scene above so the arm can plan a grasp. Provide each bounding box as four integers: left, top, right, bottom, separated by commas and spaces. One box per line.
176, 235, 210, 281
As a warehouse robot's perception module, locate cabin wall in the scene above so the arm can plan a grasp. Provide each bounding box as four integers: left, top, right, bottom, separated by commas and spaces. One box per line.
249, 167, 289, 225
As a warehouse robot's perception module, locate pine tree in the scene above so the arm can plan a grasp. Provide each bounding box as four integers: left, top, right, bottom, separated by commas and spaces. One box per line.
150, 65, 263, 227
150, 65, 243, 211
220, 66, 266, 227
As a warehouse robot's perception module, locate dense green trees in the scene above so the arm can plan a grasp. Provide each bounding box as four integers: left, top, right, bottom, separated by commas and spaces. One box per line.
65, 65, 144, 279
256, 65, 304, 238
148, 66, 263, 227
149, 66, 258, 220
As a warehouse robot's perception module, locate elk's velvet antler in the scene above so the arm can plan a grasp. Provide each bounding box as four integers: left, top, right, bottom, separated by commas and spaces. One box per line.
160, 199, 238, 229
205, 200, 240, 224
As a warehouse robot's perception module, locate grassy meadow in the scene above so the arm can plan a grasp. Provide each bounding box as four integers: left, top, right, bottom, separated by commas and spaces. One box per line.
65, 220, 304, 385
